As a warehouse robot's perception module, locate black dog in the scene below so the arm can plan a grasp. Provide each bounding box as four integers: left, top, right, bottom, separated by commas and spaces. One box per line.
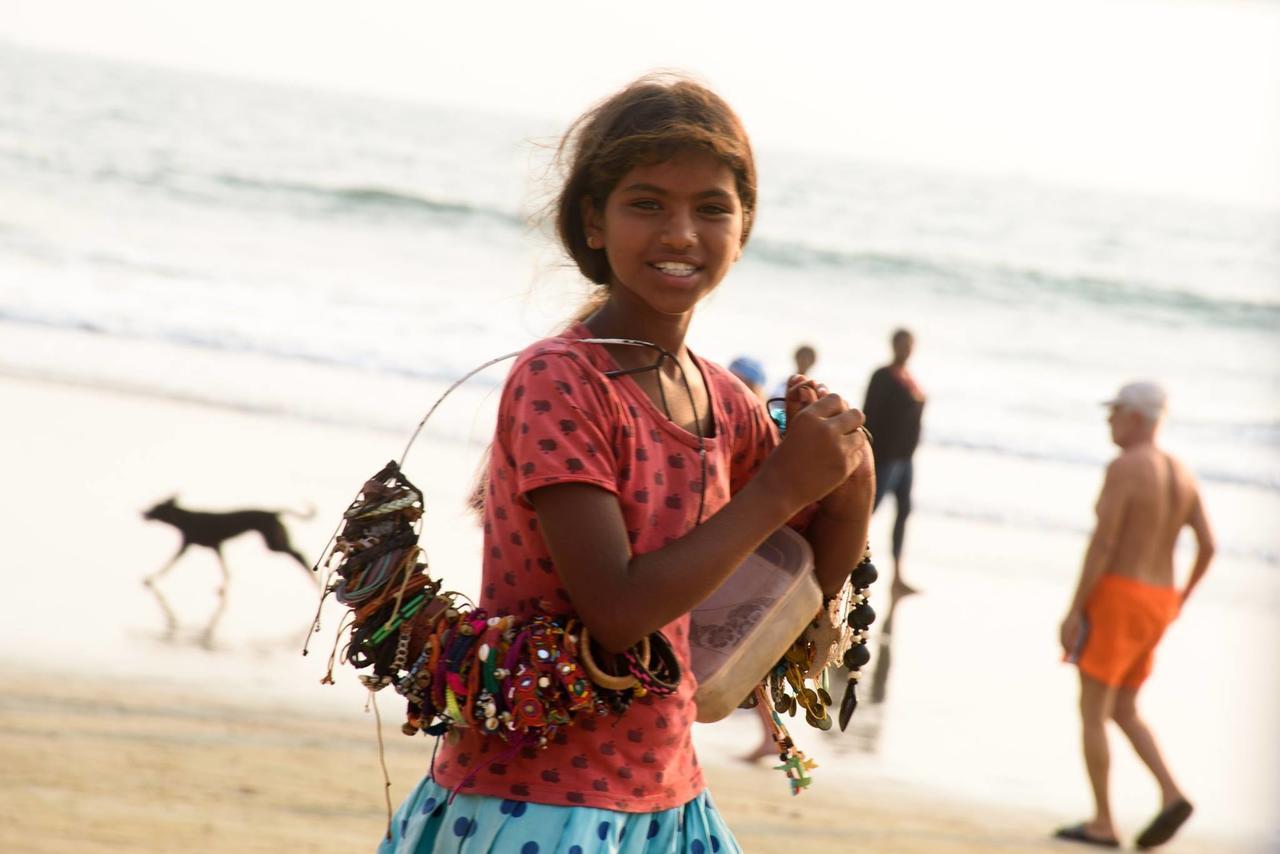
142, 496, 317, 643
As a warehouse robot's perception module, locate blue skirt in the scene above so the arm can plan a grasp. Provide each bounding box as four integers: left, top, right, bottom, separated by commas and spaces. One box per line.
377, 776, 741, 853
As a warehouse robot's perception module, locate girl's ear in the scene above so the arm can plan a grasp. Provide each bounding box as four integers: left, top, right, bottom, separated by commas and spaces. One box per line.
580, 195, 604, 250
735, 210, 751, 261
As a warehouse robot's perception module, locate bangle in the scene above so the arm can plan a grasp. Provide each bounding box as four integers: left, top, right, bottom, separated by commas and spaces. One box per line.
578, 626, 643, 691
625, 631, 680, 696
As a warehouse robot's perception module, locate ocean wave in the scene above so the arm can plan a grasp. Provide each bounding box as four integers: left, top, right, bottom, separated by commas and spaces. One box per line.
210, 174, 526, 226
0, 306, 504, 390
916, 500, 1279, 568
746, 239, 1279, 330
9, 149, 1272, 330
929, 435, 1280, 494
3, 302, 1276, 497
40, 161, 528, 228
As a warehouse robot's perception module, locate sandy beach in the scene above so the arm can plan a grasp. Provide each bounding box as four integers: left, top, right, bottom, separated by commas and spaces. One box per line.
0, 667, 1235, 854
3, 368, 1275, 853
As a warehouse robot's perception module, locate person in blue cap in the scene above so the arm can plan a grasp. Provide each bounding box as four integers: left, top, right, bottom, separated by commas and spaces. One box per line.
728, 356, 767, 399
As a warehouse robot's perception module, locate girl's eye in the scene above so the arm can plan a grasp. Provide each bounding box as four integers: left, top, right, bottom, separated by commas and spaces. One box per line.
700, 204, 731, 216
630, 199, 661, 211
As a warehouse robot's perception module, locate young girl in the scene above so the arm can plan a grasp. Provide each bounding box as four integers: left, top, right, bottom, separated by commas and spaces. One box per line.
381, 74, 873, 854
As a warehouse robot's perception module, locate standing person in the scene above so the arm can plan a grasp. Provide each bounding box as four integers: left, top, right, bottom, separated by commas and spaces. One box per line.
1055, 382, 1214, 850
862, 328, 924, 596
727, 355, 767, 399
768, 345, 816, 401
380, 75, 874, 854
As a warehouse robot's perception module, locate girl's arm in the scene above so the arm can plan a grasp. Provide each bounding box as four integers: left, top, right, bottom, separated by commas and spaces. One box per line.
806, 448, 875, 597
530, 394, 867, 652
788, 374, 876, 596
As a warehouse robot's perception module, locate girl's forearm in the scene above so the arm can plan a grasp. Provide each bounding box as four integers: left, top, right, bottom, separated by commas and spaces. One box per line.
807, 474, 874, 598
595, 472, 805, 651
532, 477, 796, 651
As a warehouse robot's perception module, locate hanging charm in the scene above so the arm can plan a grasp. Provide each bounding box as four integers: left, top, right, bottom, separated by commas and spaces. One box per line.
839, 549, 877, 730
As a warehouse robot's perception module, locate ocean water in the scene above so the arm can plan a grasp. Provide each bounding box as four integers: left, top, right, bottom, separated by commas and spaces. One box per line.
2, 42, 1278, 571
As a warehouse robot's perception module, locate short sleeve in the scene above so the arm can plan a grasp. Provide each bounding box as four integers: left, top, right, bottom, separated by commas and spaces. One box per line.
496, 351, 619, 500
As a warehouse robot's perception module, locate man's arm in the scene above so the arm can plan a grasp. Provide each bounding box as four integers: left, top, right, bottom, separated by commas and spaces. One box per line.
1060, 460, 1130, 654
1180, 490, 1215, 607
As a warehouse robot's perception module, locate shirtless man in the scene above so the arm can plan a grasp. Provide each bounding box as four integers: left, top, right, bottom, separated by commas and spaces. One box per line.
1055, 382, 1215, 850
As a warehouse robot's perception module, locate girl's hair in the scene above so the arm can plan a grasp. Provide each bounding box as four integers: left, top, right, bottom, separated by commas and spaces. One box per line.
554, 73, 758, 288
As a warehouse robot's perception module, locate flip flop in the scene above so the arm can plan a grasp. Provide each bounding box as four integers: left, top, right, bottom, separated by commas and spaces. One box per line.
1053, 823, 1120, 848
1135, 799, 1194, 849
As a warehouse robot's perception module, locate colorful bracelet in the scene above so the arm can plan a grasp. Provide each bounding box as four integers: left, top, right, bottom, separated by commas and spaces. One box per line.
315, 460, 682, 770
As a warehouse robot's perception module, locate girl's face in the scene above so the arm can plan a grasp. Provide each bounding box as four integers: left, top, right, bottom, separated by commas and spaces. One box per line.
585, 148, 745, 318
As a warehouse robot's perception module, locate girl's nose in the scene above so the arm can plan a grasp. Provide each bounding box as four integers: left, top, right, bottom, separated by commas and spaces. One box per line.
661, 210, 697, 249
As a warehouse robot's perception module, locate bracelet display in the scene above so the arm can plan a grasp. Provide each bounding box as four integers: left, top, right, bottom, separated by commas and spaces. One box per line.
310, 461, 680, 753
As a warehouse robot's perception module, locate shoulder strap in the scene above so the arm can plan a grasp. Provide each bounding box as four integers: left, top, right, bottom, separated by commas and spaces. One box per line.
398, 336, 674, 469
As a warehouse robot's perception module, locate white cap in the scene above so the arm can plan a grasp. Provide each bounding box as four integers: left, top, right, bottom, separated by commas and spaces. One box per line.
1102, 381, 1168, 421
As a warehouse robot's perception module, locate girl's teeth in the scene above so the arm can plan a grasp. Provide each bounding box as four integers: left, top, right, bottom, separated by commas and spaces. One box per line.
655, 263, 696, 276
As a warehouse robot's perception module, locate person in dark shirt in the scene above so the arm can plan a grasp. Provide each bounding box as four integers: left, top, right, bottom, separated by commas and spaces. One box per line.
768, 344, 816, 401
864, 328, 925, 595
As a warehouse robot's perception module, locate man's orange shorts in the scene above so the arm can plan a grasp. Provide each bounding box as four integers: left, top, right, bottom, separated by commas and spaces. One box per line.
1078, 574, 1180, 689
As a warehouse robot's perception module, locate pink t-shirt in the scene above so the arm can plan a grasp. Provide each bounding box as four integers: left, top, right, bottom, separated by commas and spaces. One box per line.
432, 323, 778, 812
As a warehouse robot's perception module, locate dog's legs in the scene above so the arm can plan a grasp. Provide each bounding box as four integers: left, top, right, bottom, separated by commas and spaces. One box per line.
262, 523, 320, 588
143, 545, 187, 637
143, 544, 187, 588
200, 548, 232, 649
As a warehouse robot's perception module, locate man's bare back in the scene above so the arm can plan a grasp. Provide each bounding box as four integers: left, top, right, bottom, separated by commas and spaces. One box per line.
1098, 446, 1200, 588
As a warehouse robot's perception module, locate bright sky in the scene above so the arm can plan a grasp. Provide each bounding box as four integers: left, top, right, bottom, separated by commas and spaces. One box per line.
5, 0, 1279, 208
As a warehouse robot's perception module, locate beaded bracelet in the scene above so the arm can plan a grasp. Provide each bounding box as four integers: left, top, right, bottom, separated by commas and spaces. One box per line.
624, 631, 680, 696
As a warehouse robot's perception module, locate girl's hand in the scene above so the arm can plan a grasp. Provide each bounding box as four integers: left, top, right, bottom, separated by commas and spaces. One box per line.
785, 374, 873, 517
784, 373, 819, 424
759, 377, 869, 510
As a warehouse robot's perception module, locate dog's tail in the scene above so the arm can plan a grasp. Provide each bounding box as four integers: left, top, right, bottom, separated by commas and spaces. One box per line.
281, 503, 316, 521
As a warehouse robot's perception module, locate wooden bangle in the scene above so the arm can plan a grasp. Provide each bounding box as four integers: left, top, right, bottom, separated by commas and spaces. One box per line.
577, 626, 641, 691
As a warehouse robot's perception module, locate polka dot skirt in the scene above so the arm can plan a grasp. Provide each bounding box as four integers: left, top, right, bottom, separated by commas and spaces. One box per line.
378, 775, 739, 853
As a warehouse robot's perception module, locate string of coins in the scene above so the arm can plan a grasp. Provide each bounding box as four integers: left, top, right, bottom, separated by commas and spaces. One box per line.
753, 396, 879, 791
306, 461, 680, 764
739, 546, 878, 793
